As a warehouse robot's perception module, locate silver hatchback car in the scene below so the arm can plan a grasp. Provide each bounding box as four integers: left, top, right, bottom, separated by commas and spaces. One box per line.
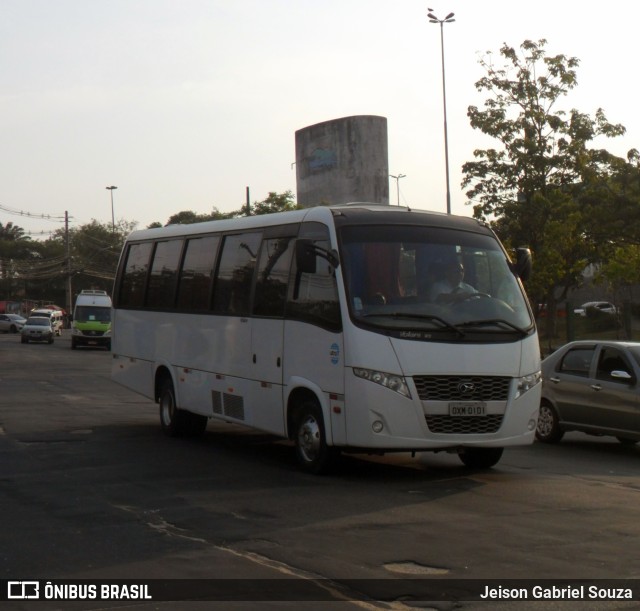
21, 316, 55, 344
537, 340, 640, 444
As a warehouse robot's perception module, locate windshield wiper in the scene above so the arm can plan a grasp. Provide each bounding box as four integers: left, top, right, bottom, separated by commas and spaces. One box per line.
457, 319, 528, 336
361, 312, 465, 336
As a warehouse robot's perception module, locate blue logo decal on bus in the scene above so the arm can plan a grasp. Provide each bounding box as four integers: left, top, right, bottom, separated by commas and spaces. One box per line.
330, 343, 340, 365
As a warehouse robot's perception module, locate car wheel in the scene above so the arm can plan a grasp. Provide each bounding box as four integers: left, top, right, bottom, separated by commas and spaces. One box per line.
9, 325, 17, 333
536, 402, 564, 443
293, 400, 340, 474
458, 447, 504, 469
71, 338, 77, 350
21, 337, 27, 344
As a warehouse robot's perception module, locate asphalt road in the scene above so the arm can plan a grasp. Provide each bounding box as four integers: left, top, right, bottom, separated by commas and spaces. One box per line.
1, 330, 639, 610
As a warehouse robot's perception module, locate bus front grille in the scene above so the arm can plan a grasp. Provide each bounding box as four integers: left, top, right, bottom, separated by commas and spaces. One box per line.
425, 414, 503, 434
413, 375, 510, 402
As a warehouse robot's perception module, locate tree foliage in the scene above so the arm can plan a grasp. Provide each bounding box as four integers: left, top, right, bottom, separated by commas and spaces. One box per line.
161, 191, 299, 226
462, 39, 638, 336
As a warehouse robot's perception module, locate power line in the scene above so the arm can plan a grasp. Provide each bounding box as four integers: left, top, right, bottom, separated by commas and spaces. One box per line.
0, 203, 67, 222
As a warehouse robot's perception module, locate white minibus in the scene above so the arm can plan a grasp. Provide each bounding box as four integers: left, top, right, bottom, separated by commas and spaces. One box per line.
111, 204, 541, 473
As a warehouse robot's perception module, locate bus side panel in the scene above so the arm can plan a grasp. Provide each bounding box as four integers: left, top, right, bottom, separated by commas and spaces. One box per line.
111, 353, 155, 401
283, 320, 345, 445
164, 314, 254, 420
249, 318, 286, 436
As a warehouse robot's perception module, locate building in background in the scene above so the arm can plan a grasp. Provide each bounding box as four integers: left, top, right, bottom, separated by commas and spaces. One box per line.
295, 115, 389, 207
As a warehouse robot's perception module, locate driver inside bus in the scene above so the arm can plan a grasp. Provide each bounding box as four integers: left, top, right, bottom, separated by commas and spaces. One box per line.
430, 260, 477, 303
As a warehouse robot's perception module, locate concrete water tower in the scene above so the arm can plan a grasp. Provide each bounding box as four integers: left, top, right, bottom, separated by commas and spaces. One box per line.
295, 115, 389, 207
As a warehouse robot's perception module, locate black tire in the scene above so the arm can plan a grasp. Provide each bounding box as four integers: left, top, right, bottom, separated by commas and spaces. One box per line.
458, 447, 504, 469
21, 337, 27, 344
9, 325, 17, 333
294, 400, 339, 474
71, 338, 77, 350
48, 338, 54, 344
158, 378, 207, 437
536, 402, 564, 443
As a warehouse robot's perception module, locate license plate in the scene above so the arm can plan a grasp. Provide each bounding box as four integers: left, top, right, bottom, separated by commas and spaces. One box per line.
449, 402, 486, 416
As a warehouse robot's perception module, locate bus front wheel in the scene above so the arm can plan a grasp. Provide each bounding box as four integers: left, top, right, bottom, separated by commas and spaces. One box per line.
294, 401, 339, 475
159, 379, 207, 437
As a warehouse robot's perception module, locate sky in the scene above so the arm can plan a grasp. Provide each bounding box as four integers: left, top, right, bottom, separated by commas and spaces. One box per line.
1, 0, 638, 238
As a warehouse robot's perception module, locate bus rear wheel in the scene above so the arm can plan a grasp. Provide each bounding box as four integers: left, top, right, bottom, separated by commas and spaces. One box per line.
458, 447, 503, 469
294, 401, 339, 475
159, 379, 207, 437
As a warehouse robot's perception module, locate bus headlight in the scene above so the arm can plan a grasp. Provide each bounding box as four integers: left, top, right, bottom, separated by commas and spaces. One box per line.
515, 371, 541, 399
353, 367, 411, 399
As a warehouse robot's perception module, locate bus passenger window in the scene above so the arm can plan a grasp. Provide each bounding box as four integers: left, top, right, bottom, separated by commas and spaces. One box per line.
118, 242, 153, 308
253, 237, 294, 318
176, 236, 219, 311
145, 239, 183, 309
213, 232, 262, 316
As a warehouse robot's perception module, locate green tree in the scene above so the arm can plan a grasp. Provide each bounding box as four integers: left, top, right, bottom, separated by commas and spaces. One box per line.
247, 190, 298, 216
164, 207, 233, 226
462, 39, 629, 337
163, 192, 299, 225
0, 222, 32, 298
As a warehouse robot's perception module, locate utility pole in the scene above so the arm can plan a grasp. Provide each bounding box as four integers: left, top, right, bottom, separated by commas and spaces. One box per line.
65, 211, 72, 319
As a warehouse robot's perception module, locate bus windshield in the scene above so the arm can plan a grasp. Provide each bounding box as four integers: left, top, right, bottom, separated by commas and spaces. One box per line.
339, 225, 534, 337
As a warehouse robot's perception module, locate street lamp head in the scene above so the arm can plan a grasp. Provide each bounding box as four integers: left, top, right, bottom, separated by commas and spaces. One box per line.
428, 11, 455, 24
106, 185, 117, 190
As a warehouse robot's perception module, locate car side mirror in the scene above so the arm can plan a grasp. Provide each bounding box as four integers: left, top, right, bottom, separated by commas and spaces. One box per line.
611, 370, 633, 382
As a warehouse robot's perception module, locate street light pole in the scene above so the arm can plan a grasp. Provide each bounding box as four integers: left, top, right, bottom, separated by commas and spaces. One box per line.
428, 9, 455, 215
106, 186, 118, 232
389, 173, 406, 206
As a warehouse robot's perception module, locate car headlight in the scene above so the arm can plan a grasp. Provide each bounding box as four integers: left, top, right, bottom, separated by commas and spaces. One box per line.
515, 371, 541, 399
353, 367, 411, 399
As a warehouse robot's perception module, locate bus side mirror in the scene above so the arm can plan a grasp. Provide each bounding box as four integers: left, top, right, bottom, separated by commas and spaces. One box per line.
515, 247, 532, 281
295, 240, 317, 274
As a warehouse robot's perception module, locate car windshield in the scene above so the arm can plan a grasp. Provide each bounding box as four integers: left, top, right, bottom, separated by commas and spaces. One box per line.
26, 318, 50, 326
339, 225, 534, 339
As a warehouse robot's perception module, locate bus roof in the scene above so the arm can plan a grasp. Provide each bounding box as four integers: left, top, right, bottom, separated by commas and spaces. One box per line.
123, 203, 491, 243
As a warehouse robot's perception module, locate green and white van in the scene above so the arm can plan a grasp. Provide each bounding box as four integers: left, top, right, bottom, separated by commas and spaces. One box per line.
71, 290, 112, 350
